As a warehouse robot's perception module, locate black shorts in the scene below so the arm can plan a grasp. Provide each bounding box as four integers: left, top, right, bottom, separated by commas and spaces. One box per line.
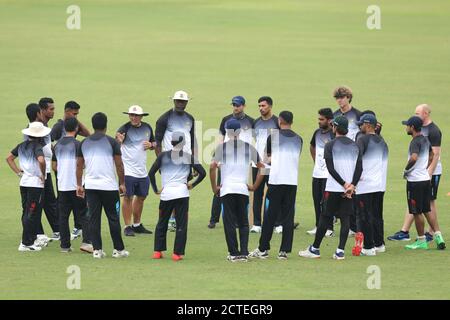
431, 175, 441, 200
322, 191, 353, 218
124, 176, 150, 197
407, 181, 431, 215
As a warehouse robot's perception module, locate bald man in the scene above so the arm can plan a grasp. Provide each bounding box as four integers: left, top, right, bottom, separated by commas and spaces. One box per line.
388, 104, 445, 249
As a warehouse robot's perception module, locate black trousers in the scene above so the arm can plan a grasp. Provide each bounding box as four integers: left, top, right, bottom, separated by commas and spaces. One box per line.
154, 197, 189, 255
20, 187, 44, 246
221, 194, 249, 256
210, 168, 222, 224
55, 171, 82, 230
58, 191, 91, 249
37, 173, 59, 234
356, 193, 377, 249
251, 167, 269, 226
259, 184, 297, 253
86, 190, 124, 251
373, 192, 385, 247
312, 178, 333, 230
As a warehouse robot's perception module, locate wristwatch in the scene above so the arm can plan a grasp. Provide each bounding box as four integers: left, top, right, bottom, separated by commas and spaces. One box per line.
17, 171, 23, 178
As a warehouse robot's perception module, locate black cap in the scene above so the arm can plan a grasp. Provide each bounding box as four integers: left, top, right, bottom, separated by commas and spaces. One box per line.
402, 116, 423, 130
332, 115, 349, 130
356, 114, 377, 126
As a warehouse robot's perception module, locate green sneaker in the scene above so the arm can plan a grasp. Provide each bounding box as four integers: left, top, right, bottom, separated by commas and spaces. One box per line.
405, 239, 429, 250
434, 233, 446, 250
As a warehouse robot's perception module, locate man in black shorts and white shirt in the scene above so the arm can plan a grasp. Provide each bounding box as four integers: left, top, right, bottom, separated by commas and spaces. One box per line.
389, 104, 445, 244
76, 112, 129, 259
299, 116, 362, 260
401, 116, 445, 250
117, 105, 156, 237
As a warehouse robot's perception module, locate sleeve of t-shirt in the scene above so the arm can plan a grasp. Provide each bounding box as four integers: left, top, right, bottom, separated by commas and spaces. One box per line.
77, 140, 84, 158
50, 120, 64, 142
219, 117, 226, 136
148, 153, 164, 193
323, 140, 333, 160
155, 113, 168, 145
33, 143, 44, 159
117, 123, 128, 134
310, 130, 317, 147
409, 138, 421, 155
148, 124, 155, 143
428, 127, 442, 147
108, 137, 122, 156
189, 114, 196, 152
11, 144, 20, 157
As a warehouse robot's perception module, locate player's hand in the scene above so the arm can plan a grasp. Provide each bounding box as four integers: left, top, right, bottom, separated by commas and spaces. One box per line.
247, 184, 255, 192
143, 141, 153, 150
119, 184, 126, 196
76, 185, 85, 198
403, 171, 408, 180
187, 183, 193, 190
212, 185, 221, 195
39, 175, 45, 184
116, 132, 125, 144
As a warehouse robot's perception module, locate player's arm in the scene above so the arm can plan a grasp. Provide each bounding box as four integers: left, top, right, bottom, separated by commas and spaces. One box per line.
209, 161, 220, 195
6, 153, 22, 176
77, 121, 91, 137
154, 114, 168, 156
190, 163, 206, 189
148, 154, 163, 194
404, 153, 418, 174
309, 131, 316, 162
324, 142, 346, 187
114, 155, 126, 194
248, 161, 265, 191
428, 146, 440, 176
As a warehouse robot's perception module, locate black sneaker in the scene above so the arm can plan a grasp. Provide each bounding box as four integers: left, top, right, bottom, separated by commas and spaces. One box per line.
278, 251, 288, 260
132, 224, 153, 234
124, 226, 135, 237
208, 222, 216, 229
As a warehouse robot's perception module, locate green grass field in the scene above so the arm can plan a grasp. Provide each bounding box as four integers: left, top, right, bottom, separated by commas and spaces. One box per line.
0, 0, 449, 299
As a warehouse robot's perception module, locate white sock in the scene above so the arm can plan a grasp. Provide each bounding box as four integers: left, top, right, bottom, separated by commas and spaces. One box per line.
133, 223, 141, 227
434, 231, 441, 236
336, 248, 344, 254
311, 246, 319, 251
418, 236, 426, 241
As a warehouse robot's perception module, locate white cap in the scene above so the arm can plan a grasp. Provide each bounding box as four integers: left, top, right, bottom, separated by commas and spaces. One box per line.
22, 122, 51, 138
123, 105, 149, 116
172, 90, 190, 101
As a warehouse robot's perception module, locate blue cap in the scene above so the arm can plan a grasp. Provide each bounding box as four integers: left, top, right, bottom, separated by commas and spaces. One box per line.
231, 96, 246, 106
225, 118, 241, 130
402, 116, 423, 130
356, 114, 377, 126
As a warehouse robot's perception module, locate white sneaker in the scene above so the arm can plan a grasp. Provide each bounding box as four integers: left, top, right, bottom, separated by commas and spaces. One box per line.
361, 248, 377, 256
325, 229, 334, 237
49, 232, 60, 242
298, 245, 320, 259
80, 243, 94, 254
71, 228, 82, 240
36, 234, 49, 246
18, 243, 42, 252
375, 245, 386, 253
248, 248, 269, 259
250, 225, 262, 233
112, 249, 129, 258
348, 230, 356, 238
306, 227, 317, 235
93, 249, 106, 259
274, 226, 283, 234
34, 236, 49, 248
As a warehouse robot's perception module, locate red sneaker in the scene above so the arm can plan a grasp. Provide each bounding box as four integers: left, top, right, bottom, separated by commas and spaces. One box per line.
352, 232, 364, 256
172, 253, 183, 261
152, 251, 163, 259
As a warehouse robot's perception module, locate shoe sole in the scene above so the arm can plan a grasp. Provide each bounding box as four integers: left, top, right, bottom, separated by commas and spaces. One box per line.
333, 256, 345, 260
387, 237, 411, 241
437, 243, 446, 250
298, 254, 320, 259
80, 247, 93, 254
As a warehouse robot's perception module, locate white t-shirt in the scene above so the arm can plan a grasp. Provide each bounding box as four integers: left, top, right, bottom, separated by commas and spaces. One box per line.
310, 128, 334, 179
12, 140, 45, 188
117, 122, 155, 178
155, 109, 195, 155
53, 136, 80, 191
267, 129, 303, 186
405, 135, 431, 182
78, 133, 122, 191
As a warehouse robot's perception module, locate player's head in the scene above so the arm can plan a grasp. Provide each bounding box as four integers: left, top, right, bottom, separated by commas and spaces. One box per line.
172, 90, 189, 113
278, 111, 293, 128
333, 86, 353, 108
64, 101, 81, 118
92, 112, 107, 132
39, 97, 55, 120
258, 96, 273, 117
26, 103, 42, 122
231, 96, 246, 116
123, 105, 148, 127
318, 108, 333, 129
356, 113, 377, 134
64, 117, 79, 134
225, 118, 241, 138
332, 115, 348, 136
402, 116, 422, 136
415, 104, 431, 121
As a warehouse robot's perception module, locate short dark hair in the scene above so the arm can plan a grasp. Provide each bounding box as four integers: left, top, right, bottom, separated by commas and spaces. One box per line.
39, 97, 54, 109
258, 96, 273, 106
336, 127, 348, 135
65, 100, 80, 111
318, 108, 333, 119
92, 112, 107, 130
279, 111, 293, 125
26, 103, 41, 122
333, 86, 353, 103
64, 117, 79, 133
